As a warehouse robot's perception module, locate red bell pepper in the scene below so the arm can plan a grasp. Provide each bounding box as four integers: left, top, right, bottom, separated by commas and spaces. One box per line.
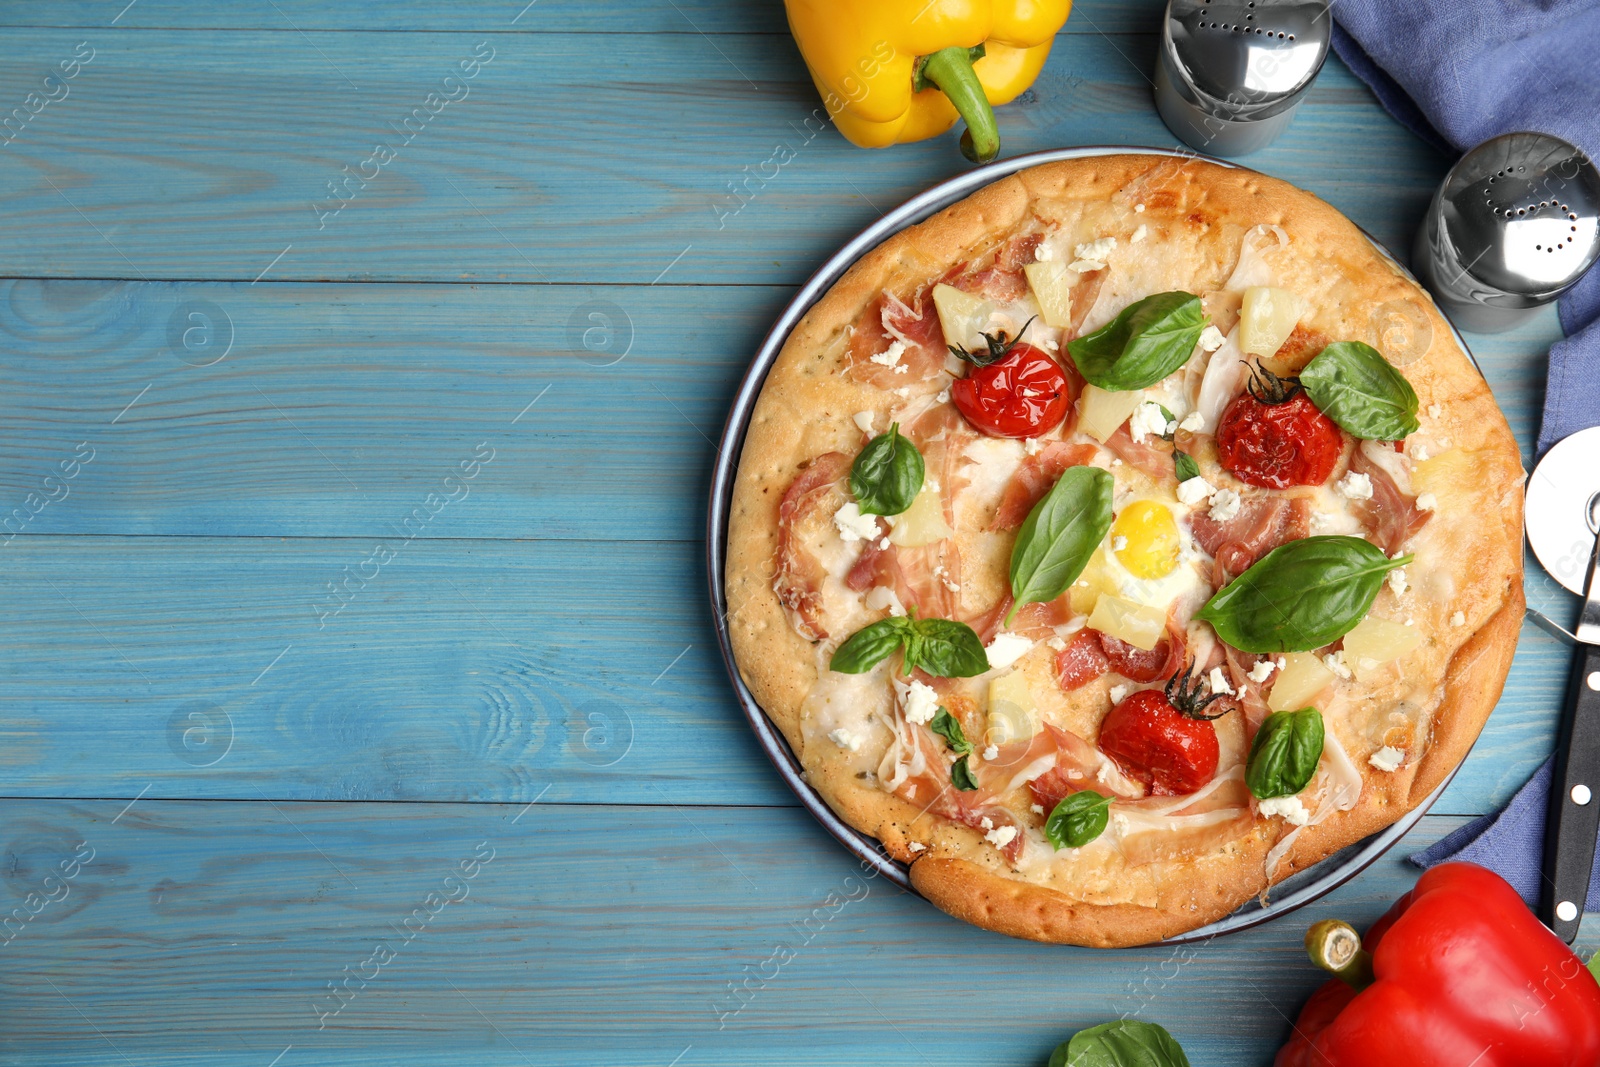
1275, 862, 1600, 1067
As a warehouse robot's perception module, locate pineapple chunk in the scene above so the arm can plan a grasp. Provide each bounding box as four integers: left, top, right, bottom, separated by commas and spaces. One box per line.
1078, 384, 1144, 443
932, 283, 996, 352
1068, 547, 1119, 616
1342, 615, 1422, 682
887, 481, 952, 547
986, 671, 1038, 746
1412, 448, 1485, 512
1023, 260, 1074, 329
1086, 594, 1166, 651
1267, 651, 1334, 712
1239, 286, 1301, 358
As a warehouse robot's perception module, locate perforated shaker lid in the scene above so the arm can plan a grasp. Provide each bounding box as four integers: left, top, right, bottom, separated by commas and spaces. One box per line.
1440, 131, 1600, 298
1162, 0, 1331, 120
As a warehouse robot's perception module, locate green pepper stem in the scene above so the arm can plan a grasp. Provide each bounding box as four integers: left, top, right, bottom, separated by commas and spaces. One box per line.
1305, 919, 1375, 991
914, 45, 999, 164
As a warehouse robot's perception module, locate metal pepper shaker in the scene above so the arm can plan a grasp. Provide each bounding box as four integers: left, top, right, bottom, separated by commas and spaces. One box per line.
1153, 0, 1331, 157
1413, 131, 1600, 334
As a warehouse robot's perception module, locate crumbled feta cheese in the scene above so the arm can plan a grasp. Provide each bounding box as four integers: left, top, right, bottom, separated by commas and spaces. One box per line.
894, 363, 908, 374
1258, 795, 1311, 826
1451, 611, 1466, 627
907, 841, 926, 853
1112, 535, 1129, 551
852, 411, 875, 435
878, 536, 891, 551
985, 825, 1018, 848
936, 389, 950, 404
1109, 684, 1129, 704
1109, 457, 1122, 466
1411, 442, 1431, 462
1131, 224, 1148, 244
1023, 437, 1041, 455
828, 728, 862, 752
865, 585, 907, 617
1369, 746, 1405, 772
833, 501, 880, 542
1070, 236, 1117, 271
986, 632, 1033, 670
869, 340, 906, 368
1427, 403, 1442, 420
1209, 488, 1242, 522
1248, 659, 1276, 684
894, 387, 910, 398
1208, 667, 1235, 696
1035, 241, 1054, 262
1324, 653, 1353, 680
1416, 492, 1437, 512
1134, 203, 1146, 213
982, 744, 1000, 761
1276, 657, 1287, 670
980, 816, 994, 831
1198, 325, 1227, 353
1388, 567, 1408, 596
1031, 803, 1045, 815
1129, 400, 1171, 444
1336, 471, 1374, 501
1047, 636, 1067, 652
1177, 475, 1216, 506
904, 680, 940, 724
1179, 411, 1205, 432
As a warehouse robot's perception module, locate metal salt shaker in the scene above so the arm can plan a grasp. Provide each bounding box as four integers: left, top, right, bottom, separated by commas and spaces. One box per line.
1154, 0, 1332, 157
1413, 131, 1600, 334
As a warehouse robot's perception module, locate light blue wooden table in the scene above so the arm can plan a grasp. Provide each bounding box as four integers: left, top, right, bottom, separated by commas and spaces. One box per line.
0, 3, 1590, 1064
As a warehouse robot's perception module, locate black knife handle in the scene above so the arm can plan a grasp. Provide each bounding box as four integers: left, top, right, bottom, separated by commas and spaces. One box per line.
1541, 642, 1600, 942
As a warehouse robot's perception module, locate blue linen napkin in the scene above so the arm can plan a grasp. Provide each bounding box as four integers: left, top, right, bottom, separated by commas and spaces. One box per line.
1329, 1, 1600, 903
1410, 758, 1600, 910
1330, 0, 1600, 455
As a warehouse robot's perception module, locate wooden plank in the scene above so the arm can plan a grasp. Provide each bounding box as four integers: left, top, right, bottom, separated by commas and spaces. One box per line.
1, 801, 1590, 1066
0, 29, 1451, 285
0, 533, 1566, 814
0, 279, 777, 543
0, 280, 1562, 544
0, 0, 1167, 35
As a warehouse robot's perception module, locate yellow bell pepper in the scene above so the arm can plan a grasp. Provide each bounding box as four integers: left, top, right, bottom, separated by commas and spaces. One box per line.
783, 0, 1073, 162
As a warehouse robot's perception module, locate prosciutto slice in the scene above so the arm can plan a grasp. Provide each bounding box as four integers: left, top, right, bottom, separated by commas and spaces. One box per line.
969, 592, 1074, 644
1021, 723, 1147, 813
1105, 423, 1176, 481
1190, 494, 1311, 579
990, 442, 1100, 530
846, 290, 949, 388
878, 708, 1026, 863
773, 452, 851, 640
1054, 619, 1187, 691
1349, 445, 1430, 555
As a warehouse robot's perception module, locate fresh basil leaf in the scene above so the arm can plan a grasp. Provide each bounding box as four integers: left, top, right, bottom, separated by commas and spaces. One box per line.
1067, 292, 1207, 392
1048, 1020, 1192, 1067
1589, 949, 1600, 984
829, 617, 911, 674
1299, 341, 1420, 441
850, 423, 925, 516
1045, 790, 1113, 850
1008, 466, 1114, 625
950, 755, 978, 791
930, 707, 973, 755
1156, 404, 1177, 440
1173, 450, 1200, 483
908, 618, 990, 678
1246, 708, 1326, 799
1195, 535, 1411, 653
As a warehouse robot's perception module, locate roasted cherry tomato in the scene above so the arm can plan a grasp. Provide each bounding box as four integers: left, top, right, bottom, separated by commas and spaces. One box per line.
949, 329, 1072, 439
1218, 367, 1342, 489
1098, 663, 1232, 796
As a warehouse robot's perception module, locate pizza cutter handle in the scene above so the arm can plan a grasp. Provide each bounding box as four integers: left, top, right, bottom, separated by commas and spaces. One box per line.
1541, 642, 1600, 943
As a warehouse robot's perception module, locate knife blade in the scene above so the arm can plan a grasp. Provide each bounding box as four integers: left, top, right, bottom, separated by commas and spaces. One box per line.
1541, 507, 1600, 942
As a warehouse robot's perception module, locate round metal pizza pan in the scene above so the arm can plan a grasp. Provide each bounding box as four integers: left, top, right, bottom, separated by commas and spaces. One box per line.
706, 145, 1471, 945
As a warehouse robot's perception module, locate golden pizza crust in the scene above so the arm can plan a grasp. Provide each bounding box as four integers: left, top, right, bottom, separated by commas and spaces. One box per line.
725, 155, 1524, 947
